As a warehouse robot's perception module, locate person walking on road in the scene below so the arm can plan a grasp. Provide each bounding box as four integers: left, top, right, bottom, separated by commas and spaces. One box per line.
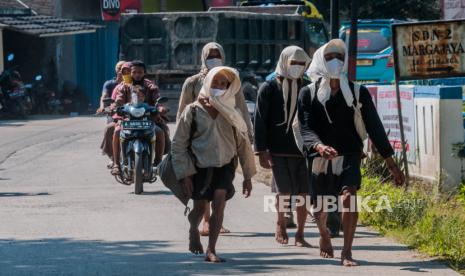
297, 39, 405, 266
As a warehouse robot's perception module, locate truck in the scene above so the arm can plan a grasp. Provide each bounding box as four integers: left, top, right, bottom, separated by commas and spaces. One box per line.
119, 1, 329, 117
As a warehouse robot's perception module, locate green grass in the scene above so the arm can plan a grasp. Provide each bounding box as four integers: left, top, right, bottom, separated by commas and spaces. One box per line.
359, 174, 465, 272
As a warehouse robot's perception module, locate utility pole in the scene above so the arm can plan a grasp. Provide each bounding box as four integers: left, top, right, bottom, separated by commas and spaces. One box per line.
348, 0, 359, 81
330, 0, 339, 39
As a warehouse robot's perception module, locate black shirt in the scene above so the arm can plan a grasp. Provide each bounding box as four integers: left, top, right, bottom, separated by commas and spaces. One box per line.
254, 79, 308, 155
297, 80, 394, 158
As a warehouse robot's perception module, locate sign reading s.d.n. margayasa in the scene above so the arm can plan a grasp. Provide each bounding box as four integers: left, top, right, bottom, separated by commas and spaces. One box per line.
392, 20, 465, 80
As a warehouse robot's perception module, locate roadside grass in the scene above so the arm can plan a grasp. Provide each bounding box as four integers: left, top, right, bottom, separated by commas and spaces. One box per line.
359, 174, 465, 273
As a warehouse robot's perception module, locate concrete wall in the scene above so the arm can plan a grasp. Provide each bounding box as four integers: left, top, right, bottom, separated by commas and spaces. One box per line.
371, 84, 464, 190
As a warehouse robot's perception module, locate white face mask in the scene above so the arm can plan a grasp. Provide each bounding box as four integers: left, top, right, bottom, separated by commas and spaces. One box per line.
326, 58, 344, 79
205, 58, 223, 70
287, 64, 305, 79
210, 88, 226, 97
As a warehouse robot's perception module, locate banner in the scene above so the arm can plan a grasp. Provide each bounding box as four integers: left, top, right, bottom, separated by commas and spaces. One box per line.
101, 0, 140, 21
376, 85, 416, 162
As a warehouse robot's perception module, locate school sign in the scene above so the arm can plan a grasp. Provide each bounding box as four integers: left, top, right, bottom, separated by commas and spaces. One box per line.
392, 20, 465, 80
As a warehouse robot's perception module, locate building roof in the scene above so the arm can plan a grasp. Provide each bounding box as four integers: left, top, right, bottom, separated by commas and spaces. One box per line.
0, 8, 101, 37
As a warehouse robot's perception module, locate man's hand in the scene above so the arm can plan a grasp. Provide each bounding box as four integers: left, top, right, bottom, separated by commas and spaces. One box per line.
182, 177, 193, 199
96, 107, 104, 114
385, 157, 405, 186
243, 179, 252, 198
316, 144, 338, 160
258, 151, 273, 169
158, 105, 169, 115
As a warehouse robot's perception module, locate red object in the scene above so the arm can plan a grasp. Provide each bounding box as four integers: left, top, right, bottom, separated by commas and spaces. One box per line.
357, 39, 371, 48
101, 0, 140, 21
386, 55, 394, 68
210, 0, 233, 7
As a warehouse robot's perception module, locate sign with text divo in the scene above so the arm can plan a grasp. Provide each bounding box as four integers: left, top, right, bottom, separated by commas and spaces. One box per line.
392, 20, 465, 80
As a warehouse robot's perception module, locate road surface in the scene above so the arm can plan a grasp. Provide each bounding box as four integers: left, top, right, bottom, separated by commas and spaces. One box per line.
0, 116, 459, 276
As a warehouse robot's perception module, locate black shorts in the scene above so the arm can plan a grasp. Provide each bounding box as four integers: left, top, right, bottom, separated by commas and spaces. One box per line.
271, 156, 310, 195
192, 159, 236, 201
309, 155, 361, 202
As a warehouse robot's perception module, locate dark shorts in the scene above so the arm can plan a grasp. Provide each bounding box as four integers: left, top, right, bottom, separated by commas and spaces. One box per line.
192, 159, 236, 202
309, 155, 362, 202
271, 156, 310, 195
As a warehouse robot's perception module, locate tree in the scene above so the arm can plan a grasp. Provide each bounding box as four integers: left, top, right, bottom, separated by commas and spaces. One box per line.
312, 0, 440, 22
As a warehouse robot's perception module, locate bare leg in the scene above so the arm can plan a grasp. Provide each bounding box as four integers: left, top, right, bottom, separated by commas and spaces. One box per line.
111, 129, 121, 175
154, 130, 165, 166
341, 187, 359, 266
314, 204, 334, 258
205, 189, 227, 263
188, 200, 207, 255
275, 193, 289, 245
200, 203, 211, 236
201, 203, 230, 236
295, 193, 311, 247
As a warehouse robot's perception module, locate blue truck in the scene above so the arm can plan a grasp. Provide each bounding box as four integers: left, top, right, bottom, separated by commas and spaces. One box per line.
339, 19, 405, 84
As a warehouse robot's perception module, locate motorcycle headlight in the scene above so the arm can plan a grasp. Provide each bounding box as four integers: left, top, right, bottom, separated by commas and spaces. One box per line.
129, 106, 146, 118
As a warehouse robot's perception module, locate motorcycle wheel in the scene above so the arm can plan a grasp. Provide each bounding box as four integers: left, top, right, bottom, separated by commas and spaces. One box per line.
134, 152, 144, 195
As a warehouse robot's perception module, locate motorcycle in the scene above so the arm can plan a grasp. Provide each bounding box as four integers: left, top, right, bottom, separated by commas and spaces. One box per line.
114, 96, 168, 194
25, 75, 47, 114
0, 54, 32, 118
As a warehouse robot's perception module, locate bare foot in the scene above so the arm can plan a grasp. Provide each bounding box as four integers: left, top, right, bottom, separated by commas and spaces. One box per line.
189, 229, 204, 255
205, 248, 225, 263
200, 224, 230, 236
275, 224, 289, 245
341, 251, 359, 266
295, 233, 312, 248
319, 237, 334, 258
219, 226, 231, 234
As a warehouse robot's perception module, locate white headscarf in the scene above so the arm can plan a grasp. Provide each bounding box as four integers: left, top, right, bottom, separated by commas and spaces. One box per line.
198, 66, 248, 137
275, 46, 311, 133
199, 42, 226, 77
307, 39, 354, 123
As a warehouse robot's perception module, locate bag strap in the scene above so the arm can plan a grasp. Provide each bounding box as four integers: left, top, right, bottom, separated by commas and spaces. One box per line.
308, 78, 322, 102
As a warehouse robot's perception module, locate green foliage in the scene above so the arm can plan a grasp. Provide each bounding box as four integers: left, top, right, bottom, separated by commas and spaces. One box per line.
458, 182, 465, 206
312, 0, 440, 22
359, 174, 465, 270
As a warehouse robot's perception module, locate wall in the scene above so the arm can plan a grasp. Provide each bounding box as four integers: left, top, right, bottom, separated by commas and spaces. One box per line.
370, 84, 464, 190
18, 0, 54, 15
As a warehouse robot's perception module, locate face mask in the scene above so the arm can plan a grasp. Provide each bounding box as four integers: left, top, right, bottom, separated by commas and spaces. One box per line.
326, 58, 344, 79
211, 88, 226, 97
288, 65, 304, 79
206, 58, 223, 70
122, 74, 132, 84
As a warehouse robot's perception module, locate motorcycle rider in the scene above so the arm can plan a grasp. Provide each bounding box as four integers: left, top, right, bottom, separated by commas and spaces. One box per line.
111, 60, 168, 176
98, 61, 126, 168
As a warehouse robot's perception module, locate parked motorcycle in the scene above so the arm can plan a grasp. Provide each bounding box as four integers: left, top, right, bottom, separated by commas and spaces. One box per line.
0, 54, 32, 118
114, 96, 168, 194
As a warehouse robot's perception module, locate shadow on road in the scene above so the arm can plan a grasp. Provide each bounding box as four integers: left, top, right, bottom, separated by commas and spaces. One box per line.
0, 192, 50, 197
0, 238, 452, 275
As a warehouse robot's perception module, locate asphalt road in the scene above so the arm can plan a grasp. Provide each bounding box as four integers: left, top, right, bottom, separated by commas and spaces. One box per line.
0, 116, 459, 276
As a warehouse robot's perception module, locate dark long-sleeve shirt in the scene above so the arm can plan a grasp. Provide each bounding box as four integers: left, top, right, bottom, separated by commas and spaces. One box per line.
254, 79, 308, 156
297, 81, 394, 158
